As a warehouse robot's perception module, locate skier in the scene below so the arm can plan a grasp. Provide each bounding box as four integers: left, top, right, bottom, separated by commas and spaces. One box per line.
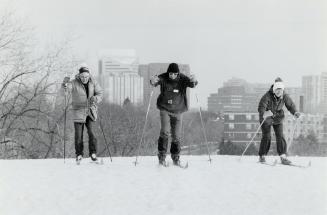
150, 63, 198, 166
258, 77, 300, 165
62, 65, 103, 164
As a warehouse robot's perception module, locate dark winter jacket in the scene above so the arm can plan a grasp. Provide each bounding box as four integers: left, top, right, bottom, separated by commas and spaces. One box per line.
151, 73, 198, 114
258, 86, 297, 124
65, 74, 103, 123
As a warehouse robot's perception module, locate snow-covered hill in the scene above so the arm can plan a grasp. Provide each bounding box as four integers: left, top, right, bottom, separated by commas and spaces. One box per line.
0, 155, 326, 215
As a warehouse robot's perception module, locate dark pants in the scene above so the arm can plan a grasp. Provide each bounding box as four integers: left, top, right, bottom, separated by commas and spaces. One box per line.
259, 121, 287, 156
74, 116, 97, 157
158, 110, 182, 159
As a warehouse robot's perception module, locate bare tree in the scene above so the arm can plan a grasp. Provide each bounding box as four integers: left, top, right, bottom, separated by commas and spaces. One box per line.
0, 10, 79, 159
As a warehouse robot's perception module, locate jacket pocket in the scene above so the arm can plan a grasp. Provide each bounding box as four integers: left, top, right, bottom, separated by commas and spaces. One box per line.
163, 90, 183, 105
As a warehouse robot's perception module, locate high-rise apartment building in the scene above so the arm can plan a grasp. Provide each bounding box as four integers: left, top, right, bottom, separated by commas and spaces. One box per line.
207, 78, 270, 113
302, 72, 327, 114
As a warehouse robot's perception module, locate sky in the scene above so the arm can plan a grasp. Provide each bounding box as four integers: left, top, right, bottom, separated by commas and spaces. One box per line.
1, 0, 327, 107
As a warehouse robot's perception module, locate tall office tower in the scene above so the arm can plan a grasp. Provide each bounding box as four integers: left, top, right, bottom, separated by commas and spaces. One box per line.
302, 75, 320, 113
207, 93, 219, 113
98, 50, 143, 106
319, 72, 327, 114
284, 87, 304, 112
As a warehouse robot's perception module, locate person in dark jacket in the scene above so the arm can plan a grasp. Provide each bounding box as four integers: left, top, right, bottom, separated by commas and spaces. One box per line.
150, 63, 198, 166
62, 65, 103, 164
258, 77, 300, 165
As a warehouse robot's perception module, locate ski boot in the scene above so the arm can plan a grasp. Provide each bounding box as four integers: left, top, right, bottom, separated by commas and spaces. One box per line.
171, 154, 188, 169
259, 155, 266, 163
171, 154, 180, 166
90, 153, 98, 162
76, 155, 83, 165
280, 154, 292, 165
158, 153, 168, 167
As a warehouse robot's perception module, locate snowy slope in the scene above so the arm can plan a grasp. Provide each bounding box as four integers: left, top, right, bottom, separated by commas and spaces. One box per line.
0, 155, 326, 215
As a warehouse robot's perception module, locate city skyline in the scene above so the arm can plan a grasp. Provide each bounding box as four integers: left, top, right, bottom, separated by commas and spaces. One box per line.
2, 0, 326, 108
96, 55, 326, 115
208, 73, 327, 114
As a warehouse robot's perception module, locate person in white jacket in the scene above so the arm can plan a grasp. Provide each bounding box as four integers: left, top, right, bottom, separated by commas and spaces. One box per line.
62, 66, 103, 164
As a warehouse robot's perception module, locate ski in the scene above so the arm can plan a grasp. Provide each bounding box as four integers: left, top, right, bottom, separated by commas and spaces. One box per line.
158, 161, 188, 169
258, 159, 277, 166
76, 161, 103, 165
76, 159, 82, 165
76, 158, 104, 165
90, 158, 105, 165
278, 161, 311, 169
173, 161, 189, 169
158, 162, 169, 167
90, 161, 103, 165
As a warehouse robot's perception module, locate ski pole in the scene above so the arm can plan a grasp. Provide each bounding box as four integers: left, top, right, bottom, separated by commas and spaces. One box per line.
195, 93, 212, 163
239, 118, 266, 160
62, 71, 73, 163
180, 114, 190, 167
134, 90, 154, 166
99, 117, 113, 162
287, 116, 300, 152
186, 118, 195, 155
181, 115, 191, 155
63, 87, 68, 163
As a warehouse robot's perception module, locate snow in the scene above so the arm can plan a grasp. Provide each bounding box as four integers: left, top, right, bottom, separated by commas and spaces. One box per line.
0, 155, 326, 215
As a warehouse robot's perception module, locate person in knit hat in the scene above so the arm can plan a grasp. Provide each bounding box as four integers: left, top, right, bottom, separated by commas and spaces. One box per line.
257, 77, 301, 165
150, 63, 198, 166
62, 64, 103, 164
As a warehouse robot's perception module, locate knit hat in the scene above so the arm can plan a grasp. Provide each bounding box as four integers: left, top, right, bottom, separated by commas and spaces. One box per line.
273, 77, 284, 92
79, 67, 89, 74
275, 77, 283, 82
167, 63, 180, 74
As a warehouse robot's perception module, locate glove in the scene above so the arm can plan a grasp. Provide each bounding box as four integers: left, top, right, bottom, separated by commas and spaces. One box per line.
150, 75, 159, 85
294, 112, 301, 119
263, 110, 273, 119
90, 96, 97, 104
190, 74, 197, 83
62, 77, 70, 89
62, 83, 68, 89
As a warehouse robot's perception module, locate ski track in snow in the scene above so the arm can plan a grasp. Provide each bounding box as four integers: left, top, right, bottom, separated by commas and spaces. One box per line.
0, 155, 326, 215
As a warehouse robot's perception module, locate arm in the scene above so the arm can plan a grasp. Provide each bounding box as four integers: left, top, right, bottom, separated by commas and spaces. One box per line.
91, 80, 103, 104
258, 94, 269, 122
283, 94, 297, 115
150, 75, 161, 87
184, 74, 198, 88
61, 77, 73, 92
